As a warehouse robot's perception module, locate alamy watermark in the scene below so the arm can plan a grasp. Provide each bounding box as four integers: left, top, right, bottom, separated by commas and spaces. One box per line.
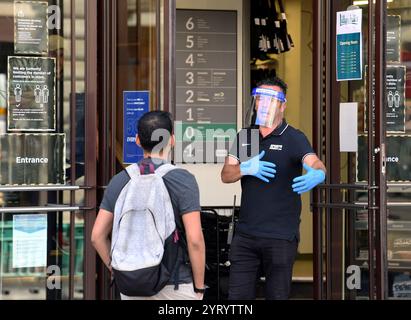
346, 265, 361, 290
47, 6, 61, 30
148, 122, 260, 164
46, 265, 61, 290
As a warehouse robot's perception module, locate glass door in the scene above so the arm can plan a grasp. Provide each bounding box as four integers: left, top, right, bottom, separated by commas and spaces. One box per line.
0, 0, 98, 300
312, 0, 389, 300
96, 0, 171, 299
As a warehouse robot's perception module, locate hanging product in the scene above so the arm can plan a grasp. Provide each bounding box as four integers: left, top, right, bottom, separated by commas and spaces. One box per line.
250, 0, 295, 63
276, 0, 294, 52
267, 0, 282, 54
251, 0, 272, 63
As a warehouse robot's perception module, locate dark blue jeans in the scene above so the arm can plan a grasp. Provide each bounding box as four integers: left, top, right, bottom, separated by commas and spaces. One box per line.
228, 233, 298, 300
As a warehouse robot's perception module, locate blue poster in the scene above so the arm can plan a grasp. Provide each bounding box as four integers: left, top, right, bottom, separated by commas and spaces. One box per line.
123, 91, 149, 164
336, 9, 363, 81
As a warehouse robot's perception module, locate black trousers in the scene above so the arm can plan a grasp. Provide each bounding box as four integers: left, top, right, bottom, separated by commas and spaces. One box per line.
228, 233, 298, 300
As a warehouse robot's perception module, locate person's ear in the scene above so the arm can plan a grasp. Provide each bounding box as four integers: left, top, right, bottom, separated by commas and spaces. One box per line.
280, 102, 287, 113
136, 134, 142, 147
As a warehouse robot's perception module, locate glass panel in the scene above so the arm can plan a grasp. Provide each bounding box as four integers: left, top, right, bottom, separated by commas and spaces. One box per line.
116, 0, 159, 166
346, 0, 411, 300
385, 0, 411, 300
0, 0, 86, 300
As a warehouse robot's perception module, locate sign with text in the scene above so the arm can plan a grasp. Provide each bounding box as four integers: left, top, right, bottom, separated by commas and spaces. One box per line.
387, 15, 401, 63
13, 214, 47, 268
176, 10, 237, 163
0, 134, 65, 185
14, 1, 49, 55
336, 9, 363, 81
365, 65, 406, 133
123, 91, 149, 164
357, 135, 411, 182
7, 56, 56, 131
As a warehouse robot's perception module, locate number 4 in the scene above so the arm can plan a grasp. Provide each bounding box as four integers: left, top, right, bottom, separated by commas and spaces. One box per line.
185, 54, 194, 67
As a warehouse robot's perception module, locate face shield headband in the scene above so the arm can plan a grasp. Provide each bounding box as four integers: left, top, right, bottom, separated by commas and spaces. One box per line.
250, 88, 287, 128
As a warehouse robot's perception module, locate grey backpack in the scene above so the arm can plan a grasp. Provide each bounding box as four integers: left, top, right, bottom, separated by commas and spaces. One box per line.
110, 163, 183, 296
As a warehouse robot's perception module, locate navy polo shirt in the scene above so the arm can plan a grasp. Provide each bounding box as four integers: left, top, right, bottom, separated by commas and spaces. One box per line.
229, 120, 315, 241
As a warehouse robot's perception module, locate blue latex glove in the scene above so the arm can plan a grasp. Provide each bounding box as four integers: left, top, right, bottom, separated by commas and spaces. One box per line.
240, 151, 277, 183
292, 163, 325, 194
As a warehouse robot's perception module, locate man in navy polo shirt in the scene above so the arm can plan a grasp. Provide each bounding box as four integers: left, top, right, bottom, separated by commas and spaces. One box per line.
221, 77, 326, 300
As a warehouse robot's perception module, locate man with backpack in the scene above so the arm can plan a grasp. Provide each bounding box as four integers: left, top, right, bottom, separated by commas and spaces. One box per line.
92, 111, 206, 300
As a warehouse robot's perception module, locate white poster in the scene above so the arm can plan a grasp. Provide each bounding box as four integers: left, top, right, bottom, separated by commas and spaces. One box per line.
340, 102, 358, 152
12, 214, 47, 268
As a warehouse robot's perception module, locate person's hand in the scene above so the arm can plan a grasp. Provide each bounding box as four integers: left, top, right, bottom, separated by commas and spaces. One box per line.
240, 151, 277, 183
292, 163, 325, 194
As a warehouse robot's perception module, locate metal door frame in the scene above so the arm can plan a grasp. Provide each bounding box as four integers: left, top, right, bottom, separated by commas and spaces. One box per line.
312, 0, 388, 300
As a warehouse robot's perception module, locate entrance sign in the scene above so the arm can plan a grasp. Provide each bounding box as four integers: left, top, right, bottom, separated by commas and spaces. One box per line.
336, 9, 362, 81
0, 133, 65, 185
13, 214, 47, 268
123, 91, 149, 164
357, 135, 411, 182
14, 1, 49, 55
7, 56, 56, 131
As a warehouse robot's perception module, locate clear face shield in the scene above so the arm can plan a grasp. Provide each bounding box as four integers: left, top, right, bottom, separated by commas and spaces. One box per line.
246, 88, 287, 128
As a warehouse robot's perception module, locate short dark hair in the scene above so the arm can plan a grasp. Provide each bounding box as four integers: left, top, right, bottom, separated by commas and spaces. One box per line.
137, 111, 173, 152
257, 77, 288, 95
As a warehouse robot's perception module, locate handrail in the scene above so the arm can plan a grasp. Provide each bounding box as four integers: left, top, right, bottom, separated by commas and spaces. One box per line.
312, 202, 411, 210
0, 206, 93, 213
316, 183, 411, 190
0, 186, 92, 192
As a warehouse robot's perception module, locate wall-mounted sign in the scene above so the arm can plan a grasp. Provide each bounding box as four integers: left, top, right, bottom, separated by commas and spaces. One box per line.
365, 65, 406, 133
387, 15, 401, 63
0, 133, 65, 185
340, 102, 358, 152
357, 135, 411, 182
13, 214, 47, 268
176, 9, 237, 163
14, 1, 49, 55
123, 91, 149, 164
7, 56, 56, 132
336, 9, 362, 81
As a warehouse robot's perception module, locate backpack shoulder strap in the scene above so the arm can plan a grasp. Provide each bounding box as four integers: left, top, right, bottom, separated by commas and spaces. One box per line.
155, 163, 177, 178
125, 163, 141, 180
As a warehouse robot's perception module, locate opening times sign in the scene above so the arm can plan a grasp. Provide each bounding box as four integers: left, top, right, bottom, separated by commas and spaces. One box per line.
7, 56, 56, 131
336, 9, 363, 81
